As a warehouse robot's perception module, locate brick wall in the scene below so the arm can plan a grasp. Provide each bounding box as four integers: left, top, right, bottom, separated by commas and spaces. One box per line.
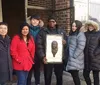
27, 0, 53, 26
28, 0, 52, 9
55, 0, 70, 10
55, 0, 71, 32
27, 0, 73, 33
27, 9, 52, 26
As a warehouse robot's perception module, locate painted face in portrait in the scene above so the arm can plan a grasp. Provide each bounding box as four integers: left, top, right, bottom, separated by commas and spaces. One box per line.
51, 41, 58, 57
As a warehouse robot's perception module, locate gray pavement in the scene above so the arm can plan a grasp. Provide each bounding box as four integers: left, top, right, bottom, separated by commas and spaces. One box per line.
6, 71, 88, 85
6, 71, 99, 85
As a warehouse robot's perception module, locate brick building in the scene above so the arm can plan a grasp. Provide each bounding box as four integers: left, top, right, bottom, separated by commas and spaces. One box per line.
0, 0, 74, 37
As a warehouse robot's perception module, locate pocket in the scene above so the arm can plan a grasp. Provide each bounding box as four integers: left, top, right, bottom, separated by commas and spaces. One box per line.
15, 57, 24, 68
23, 59, 32, 71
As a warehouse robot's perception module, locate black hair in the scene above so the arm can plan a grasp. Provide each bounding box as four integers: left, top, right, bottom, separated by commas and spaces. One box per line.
0, 22, 8, 27
18, 22, 31, 41
70, 20, 82, 35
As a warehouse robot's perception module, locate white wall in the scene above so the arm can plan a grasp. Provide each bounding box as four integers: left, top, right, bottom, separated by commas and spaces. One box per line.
89, 1, 100, 21
90, 0, 100, 4
74, 0, 100, 22
74, 0, 88, 21
0, 0, 3, 21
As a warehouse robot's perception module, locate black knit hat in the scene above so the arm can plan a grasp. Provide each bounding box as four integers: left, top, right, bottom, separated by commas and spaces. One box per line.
48, 16, 56, 22
30, 15, 40, 20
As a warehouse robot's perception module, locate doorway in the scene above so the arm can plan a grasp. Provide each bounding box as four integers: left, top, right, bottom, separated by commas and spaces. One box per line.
2, 0, 25, 37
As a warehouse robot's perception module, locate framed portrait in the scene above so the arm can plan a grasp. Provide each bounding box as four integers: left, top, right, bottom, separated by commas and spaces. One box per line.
46, 34, 63, 63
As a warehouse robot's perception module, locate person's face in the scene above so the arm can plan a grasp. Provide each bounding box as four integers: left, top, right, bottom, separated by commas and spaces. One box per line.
30, 18, 40, 26
88, 25, 95, 31
72, 22, 77, 32
0, 25, 8, 36
48, 19, 56, 28
21, 26, 29, 36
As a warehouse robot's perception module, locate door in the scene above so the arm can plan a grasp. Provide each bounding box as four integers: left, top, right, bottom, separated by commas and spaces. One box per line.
2, 0, 25, 37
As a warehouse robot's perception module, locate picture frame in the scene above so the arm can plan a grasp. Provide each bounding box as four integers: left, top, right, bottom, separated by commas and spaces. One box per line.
46, 34, 63, 63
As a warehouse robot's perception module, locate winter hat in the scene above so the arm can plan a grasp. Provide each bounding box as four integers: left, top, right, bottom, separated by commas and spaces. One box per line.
48, 16, 56, 22
30, 15, 40, 20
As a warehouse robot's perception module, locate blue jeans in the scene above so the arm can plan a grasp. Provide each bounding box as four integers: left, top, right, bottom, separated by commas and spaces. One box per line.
16, 70, 29, 85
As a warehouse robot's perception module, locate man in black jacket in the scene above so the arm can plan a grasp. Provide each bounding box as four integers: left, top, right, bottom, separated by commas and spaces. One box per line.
37, 17, 66, 85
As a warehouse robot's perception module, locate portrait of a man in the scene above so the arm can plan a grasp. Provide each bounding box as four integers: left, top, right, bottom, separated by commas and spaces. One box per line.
46, 34, 63, 63
51, 41, 58, 57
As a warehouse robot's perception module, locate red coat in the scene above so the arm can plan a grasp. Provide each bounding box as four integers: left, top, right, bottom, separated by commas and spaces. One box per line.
10, 35, 35, 71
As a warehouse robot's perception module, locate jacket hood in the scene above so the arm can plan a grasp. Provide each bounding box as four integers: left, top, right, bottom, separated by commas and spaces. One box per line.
85, 20, 99, 31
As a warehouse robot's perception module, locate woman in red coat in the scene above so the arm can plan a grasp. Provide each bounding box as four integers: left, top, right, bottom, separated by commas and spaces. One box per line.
10, 22, 35, 85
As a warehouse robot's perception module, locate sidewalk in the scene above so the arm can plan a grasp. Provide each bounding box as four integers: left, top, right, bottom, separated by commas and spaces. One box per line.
6, 70, 99, 85
10, 71, 88, 85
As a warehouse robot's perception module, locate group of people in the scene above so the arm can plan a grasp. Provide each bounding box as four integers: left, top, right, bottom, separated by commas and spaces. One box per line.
66, 20, 100, 85
0, 14, 100, 85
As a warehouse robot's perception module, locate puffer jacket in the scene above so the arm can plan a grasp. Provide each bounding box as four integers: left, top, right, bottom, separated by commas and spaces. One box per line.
84, 20, 100, 70
66, 32, 86, 71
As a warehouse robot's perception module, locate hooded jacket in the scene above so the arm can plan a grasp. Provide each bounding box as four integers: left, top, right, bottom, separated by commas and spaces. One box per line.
84, 20, 100, 70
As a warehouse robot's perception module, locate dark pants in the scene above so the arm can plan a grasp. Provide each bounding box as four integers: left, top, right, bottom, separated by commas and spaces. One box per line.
44, 64, 63, 85
83, 69, 99, 85
16, 70, 29, 85
27, 62, 40, 85
0, 82, 5, 85
69, 70, 81, 85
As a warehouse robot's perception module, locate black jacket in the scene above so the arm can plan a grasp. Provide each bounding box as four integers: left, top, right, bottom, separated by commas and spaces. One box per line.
84, 31, 100, 70
37, 27, 67, 62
